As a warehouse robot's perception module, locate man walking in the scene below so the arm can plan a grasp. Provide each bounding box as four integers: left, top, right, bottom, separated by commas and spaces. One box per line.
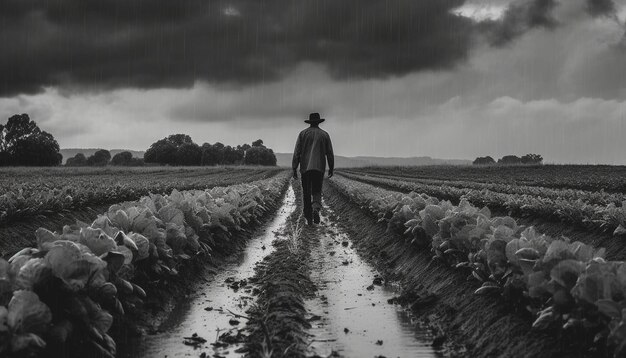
292, 113, 335, 225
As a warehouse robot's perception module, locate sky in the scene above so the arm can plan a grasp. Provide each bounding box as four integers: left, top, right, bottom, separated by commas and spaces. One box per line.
1, 0, 626, 164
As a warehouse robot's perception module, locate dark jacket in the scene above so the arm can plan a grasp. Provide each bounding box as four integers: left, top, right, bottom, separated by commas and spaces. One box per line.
292, 127, 334, 173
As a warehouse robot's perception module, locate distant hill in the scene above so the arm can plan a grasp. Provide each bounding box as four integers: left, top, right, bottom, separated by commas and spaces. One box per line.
61, 148, 145, 164
275, 153, 471, 168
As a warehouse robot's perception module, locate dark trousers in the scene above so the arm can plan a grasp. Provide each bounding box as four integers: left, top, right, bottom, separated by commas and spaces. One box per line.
301, 170, 324, 221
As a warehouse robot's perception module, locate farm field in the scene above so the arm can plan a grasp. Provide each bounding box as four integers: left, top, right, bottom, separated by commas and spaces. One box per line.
340, 167, 626, 260
2, 165, 626, 358
347, 165, 626, 193
0, 166, 283, 225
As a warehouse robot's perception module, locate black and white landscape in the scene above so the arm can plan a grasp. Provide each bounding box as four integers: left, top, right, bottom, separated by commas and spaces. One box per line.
1, 1, 626, 358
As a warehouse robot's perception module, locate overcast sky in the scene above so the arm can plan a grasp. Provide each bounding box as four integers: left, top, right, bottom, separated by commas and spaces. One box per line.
1, 0, 625, 164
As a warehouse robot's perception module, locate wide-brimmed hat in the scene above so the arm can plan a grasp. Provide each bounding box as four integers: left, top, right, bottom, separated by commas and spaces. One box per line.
305, 112, 325, 124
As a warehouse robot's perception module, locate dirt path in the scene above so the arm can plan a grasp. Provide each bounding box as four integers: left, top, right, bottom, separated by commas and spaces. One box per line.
127, 181, 444, 358
127, 186, 296, 358
304, 203, 441, 358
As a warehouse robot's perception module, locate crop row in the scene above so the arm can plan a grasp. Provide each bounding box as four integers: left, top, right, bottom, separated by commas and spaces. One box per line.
338, 171, 626, 235
349, 165, 626, 193
0, 172, 289, 357
0, 167, 281, 224
330, 175, 626, 356
342, 169, 626, 207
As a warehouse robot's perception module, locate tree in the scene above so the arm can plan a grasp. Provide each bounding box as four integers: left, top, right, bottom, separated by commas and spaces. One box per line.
223, 145, 243, 165
264, 148, 277, 166
176, 142, 202, 166
0, 114, 38, 152
244, 146, 276, 166
200, 143, 216, 166
145, 139, 177, 165
521, 153, 543, 165
66, 153, 87, 166
111, 151, 133, 166
87, 149, 111, 166
168, 134, 194, 146
146, 135, 275, 166
0, 114, 62, 166
473, 156, 496, 165
251, 139, 265, 148
498, 155, 521, 165
145, 134, 203, 166
200, 142, 226, 166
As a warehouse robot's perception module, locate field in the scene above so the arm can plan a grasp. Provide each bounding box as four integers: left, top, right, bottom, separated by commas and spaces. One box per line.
2, 165, 626, 358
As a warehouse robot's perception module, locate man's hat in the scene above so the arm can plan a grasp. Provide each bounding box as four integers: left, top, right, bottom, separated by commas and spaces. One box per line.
305, 112, 325, 124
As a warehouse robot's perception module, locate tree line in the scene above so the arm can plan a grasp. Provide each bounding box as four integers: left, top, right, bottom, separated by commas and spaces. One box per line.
473, 154, 543, 165
1, 114, 277, 167
143, 134, 276, 166
66, 150, 144, 167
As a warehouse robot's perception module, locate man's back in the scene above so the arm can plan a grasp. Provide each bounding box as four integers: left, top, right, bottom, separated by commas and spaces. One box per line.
292, 127, 334, 173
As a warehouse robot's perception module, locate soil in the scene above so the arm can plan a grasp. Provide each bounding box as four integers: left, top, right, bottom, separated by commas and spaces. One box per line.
303, 204, 441, 358
243, 180, 446, 358
323, 181, 594, 358
126, 185, 298, 358
244, 180, 317, 358
110, 179, 290, 358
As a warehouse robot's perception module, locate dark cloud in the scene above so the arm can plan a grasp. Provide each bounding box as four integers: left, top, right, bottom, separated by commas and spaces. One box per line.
0, 0, 477, 97
479, 0, 558, 46
586, 0, 617, 17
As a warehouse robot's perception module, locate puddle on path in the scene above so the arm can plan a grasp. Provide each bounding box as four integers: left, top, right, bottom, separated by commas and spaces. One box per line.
131, 185, 296, 358
305, 203, 442, 358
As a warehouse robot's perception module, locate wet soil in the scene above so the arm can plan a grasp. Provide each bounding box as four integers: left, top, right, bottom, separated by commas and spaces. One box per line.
112, 180, 290, 358
324, 181, 587, 358
126, 186, 297, 358
244, 180, 316, 358
305, 204, 441, 358
132, 179, 444, 358
245, 180, 441, 358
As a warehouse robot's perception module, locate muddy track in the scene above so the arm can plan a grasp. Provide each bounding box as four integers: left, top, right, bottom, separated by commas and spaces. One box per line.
323, 181, 590, 358
129, 179, 457, 358
245, 180, 316, 358
122, 184, 296, 358
111, 179, 291, 358
245, 181, 447, 358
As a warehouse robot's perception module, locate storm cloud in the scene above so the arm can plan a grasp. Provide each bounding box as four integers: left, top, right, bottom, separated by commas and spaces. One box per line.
478, 0, 558, 46
586, 0, 618, 17
0, 0, 481, 97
